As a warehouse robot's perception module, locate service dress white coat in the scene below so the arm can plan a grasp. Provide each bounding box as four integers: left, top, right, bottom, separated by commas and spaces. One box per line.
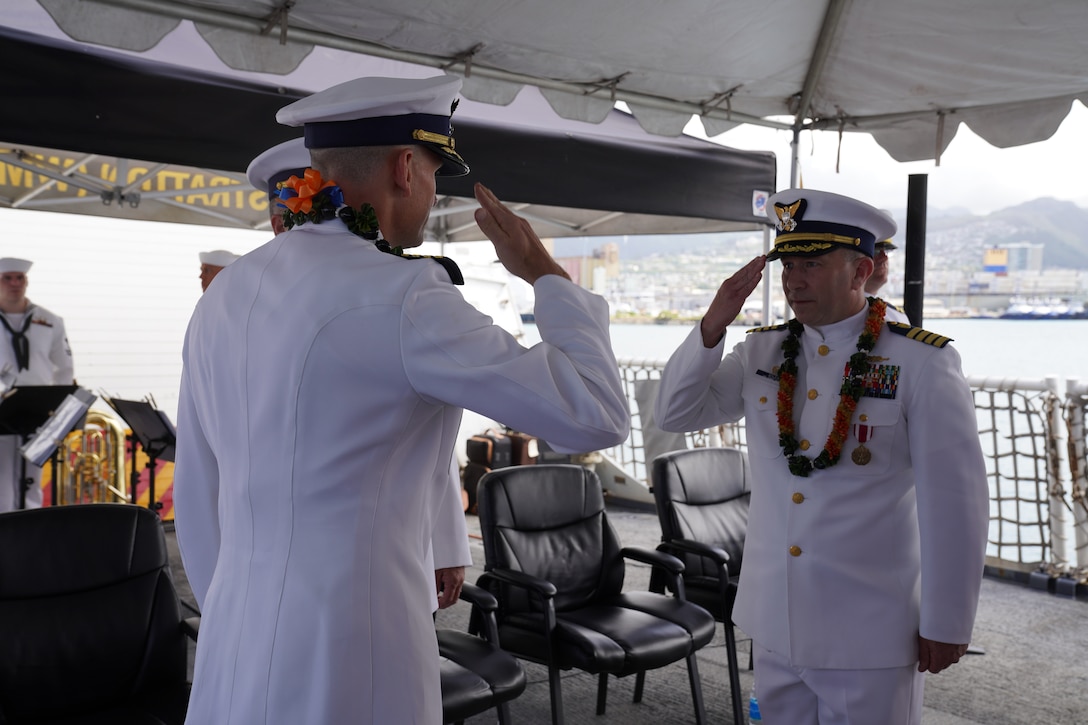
430, 457, 472, 577
174, 220, 629, 725
0, 302, 73, 512
881, 298, 910, 324
655, 305, 988, 670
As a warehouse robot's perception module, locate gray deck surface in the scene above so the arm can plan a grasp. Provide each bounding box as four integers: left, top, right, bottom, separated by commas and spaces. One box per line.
165, 501, 1088, 724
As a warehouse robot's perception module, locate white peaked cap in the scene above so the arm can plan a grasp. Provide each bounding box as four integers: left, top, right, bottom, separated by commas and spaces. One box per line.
199, 250, 240, 267
246, 138, 311, 196
765, 188, 897, 260
276, 75, 469, 176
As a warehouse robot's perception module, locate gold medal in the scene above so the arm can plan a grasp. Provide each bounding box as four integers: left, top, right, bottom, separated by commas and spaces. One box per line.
851, 444, 872, 466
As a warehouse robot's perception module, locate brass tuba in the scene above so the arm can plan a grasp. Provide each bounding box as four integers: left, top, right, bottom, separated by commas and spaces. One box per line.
55, 409, 129, 505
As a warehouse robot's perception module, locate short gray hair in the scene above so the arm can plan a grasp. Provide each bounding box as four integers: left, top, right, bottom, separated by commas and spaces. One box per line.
309, 146, 398, 185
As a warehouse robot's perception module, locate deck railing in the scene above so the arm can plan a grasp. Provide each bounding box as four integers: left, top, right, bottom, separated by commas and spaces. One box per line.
605, 359, 1088, 586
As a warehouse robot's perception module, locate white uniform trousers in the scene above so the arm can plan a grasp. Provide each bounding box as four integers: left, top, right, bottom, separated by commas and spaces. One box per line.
754, 642, 925, 725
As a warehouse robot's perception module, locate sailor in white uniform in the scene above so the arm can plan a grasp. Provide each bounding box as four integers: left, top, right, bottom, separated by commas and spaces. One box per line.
655, 189, 988, 725
0, 257, 74, 512
173, 75, 629, 725
198, 249, 240, 292
866, 238, 910, 323
246, 137, 472, 609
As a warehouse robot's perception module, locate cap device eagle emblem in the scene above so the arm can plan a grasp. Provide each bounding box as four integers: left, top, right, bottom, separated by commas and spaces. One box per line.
773, 199, 805, 232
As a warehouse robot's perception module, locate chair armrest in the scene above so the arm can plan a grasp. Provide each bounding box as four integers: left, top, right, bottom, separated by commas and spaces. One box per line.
457, 583, 503, 644
621, 545, 684, 575
459, 582, 499, 612
181, 616, 200, 641
478, 568, 560, 647
622, 546, 689, 598
660, 538, 731, 568
658, 540, 734, 602
478, 568, 558, 599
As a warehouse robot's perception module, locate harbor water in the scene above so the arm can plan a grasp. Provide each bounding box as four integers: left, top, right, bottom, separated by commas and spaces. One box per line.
527, 318, 1088, 384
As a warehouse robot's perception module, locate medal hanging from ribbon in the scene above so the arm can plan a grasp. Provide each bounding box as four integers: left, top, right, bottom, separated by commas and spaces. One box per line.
851, 423, 873, 466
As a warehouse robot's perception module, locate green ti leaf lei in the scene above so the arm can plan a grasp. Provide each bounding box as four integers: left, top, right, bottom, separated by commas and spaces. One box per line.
276, 169, 402, 255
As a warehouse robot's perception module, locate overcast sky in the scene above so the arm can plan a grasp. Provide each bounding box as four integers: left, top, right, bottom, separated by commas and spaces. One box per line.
696, 101, 1088, 216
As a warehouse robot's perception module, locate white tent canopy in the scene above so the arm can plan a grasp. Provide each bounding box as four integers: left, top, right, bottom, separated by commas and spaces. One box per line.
31, 0, 1088, 165
2, 5, 777, 240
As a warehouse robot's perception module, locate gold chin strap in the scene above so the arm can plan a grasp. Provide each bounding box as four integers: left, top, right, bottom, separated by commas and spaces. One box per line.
412, 129, 455, 149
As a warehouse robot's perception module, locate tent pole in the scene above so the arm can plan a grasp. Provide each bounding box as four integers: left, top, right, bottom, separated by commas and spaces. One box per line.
904, 174, 928, 326
762, 225, 773, 325
790, 128, 801, 188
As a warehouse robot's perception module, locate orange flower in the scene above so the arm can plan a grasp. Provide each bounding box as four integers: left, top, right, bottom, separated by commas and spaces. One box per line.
279, 169, 337, 214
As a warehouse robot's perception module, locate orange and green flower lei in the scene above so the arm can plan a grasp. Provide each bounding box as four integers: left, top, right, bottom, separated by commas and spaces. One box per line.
276, 169, 403, 254
776, 297, 887, 477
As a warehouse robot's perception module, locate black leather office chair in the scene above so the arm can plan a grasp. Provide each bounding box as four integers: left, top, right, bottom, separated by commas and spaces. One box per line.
476, 464, 716, 725
0, 503, 196, 724
649, 447, 751, 725
438, 582, 527, 724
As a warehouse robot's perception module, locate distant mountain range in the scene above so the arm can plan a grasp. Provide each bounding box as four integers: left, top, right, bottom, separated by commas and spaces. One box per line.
550, 198, 1088, 270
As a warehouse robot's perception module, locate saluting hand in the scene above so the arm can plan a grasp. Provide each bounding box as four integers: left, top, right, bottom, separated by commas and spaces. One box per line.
700, 255, 767, 347
473, 183, 570, 285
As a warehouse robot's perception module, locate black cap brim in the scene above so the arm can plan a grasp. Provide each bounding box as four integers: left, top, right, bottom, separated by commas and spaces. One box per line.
427, 143, 469, 176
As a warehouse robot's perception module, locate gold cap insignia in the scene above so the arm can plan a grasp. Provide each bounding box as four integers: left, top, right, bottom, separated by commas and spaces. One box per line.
773, 199, 806, 232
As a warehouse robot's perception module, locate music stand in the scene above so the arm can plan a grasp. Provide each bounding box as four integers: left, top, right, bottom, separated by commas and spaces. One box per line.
0, 385, 82, 508
104, 397, 176, 513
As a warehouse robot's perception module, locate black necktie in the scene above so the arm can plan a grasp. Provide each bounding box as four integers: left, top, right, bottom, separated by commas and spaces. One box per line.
0, 313, 33, 370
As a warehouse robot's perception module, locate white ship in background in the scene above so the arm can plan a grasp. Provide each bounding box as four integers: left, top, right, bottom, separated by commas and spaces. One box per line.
1001, 297, 1088, 319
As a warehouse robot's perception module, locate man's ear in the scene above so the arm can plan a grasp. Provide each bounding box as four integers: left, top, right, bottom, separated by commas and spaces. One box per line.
853, 254, 875, 290
391, 147, 414, 195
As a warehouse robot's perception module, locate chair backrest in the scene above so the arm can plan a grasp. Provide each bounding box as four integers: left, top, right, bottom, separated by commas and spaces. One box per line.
0, 503, 187, 721
651, 447, 751, 578
477, 464, 624, 613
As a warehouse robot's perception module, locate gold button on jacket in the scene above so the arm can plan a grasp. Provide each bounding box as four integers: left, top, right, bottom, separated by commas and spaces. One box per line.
789, 545, 803, 557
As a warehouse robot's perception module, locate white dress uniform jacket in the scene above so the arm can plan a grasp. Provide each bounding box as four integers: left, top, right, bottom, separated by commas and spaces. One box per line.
655, 305, 988, 669
174, 221, 629, 725
428, 457, 472, 592
0, 302, 74, 512
882, 299, 910, 324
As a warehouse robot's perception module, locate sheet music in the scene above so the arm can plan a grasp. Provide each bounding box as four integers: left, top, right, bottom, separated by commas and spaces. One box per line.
20, 388, 96, 466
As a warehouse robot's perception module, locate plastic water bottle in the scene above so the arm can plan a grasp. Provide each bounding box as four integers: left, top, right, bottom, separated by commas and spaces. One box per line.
748, 686, 762, 723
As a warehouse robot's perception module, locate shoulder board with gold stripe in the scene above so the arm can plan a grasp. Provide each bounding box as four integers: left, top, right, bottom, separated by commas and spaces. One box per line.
397, 253, 464, 285
745, 323, 790, 334
886, 321, 952, 348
